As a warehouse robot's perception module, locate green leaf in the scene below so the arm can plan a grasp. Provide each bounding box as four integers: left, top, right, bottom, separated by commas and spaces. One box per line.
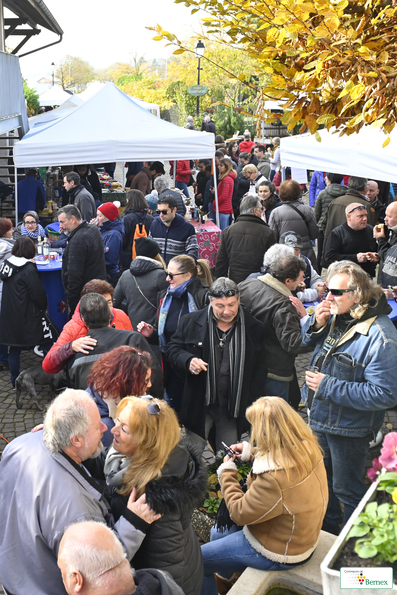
348, 523, 370, 538
380, 472, 397, 481
315, 131, 322, 142
377, 503, 391, 518
355, 543, 378, 558
317, 114, 336, 124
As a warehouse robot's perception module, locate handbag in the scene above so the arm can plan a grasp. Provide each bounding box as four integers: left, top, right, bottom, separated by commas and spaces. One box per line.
131, 275, 157, 309
286, 202, 311, 231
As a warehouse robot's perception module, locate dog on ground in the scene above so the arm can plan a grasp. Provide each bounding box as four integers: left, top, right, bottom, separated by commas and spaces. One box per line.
15, 367, 63, 411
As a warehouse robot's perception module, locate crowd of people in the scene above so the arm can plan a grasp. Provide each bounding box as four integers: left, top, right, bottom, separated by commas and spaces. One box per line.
1, 146, 397, 595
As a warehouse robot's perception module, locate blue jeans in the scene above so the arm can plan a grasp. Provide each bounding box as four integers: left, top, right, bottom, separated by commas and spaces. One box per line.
315, 431, 371, 531
264, 377, 290, 401
201, 527, 300, 595
218, 213, 231, 231
175, 181, 189, 198
0, 344, 8, 365
208, 202, 216, 223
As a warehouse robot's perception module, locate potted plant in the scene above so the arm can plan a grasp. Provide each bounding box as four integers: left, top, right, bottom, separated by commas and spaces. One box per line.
321, 433, 397, 594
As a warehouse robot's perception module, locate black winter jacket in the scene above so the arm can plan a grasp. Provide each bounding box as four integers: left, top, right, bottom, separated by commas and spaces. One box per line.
166, 306, 267, 438
0, 257, 48, 347
113, 257, 168, 329
121, 210, 154, 271
215, 214, 275, 284
62, 221, 107, 314
324, 222, 377, 276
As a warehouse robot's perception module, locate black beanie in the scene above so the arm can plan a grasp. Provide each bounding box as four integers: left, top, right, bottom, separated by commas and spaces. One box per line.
135, 237, 161, 259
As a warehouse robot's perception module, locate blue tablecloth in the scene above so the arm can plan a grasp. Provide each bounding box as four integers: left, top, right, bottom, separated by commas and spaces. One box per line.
36, 259, 68, 331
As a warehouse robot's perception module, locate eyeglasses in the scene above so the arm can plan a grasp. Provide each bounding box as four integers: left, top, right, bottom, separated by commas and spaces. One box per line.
157, 209, 170, 215
209, 289, 239, 298
165, 271, 185, 280
140, 395, 161, 415
328, 288, 354, 296
347, 205, 367, 214
24, 220, 37, 226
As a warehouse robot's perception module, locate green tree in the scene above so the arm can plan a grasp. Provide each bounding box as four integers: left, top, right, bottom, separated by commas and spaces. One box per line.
23, 81, 40, 115
55, 56, 94, 92
212, 105, 254, 139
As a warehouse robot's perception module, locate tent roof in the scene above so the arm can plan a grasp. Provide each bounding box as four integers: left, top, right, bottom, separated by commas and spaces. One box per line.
39, 85, 73, 107
280, 126, 397, 183
14, 82, 215, 167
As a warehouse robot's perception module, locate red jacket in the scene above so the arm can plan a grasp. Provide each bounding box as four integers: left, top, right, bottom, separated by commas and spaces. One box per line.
216, 171, 235, 214
239, 140, 255, 154
42, 304, 132, 374
176, 160, 191, 184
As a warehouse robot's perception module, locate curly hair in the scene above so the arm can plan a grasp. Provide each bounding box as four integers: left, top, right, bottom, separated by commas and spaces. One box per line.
86, 346, 152, 399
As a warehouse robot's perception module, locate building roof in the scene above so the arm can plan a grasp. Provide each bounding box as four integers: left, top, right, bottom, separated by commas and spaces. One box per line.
4, 0, 63, 36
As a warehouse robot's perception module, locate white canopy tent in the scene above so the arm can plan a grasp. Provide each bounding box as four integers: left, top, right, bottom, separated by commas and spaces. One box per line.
39, 85, 73, 107
14, 82, 217, 222
28, 95, 84, 130
78, 82, 160, 117
280, 126, 397, 183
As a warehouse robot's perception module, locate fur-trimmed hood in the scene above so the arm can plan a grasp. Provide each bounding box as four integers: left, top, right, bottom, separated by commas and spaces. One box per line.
144, 440, 207, 516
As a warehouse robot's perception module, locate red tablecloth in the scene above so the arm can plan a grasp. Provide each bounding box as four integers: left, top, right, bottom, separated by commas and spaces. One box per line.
191, 219, 222, 268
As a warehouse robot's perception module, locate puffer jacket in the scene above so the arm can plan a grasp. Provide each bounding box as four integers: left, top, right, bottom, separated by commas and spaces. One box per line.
217, 442, 328, 563
268, 200, 320, 268
99, 218, 124, 281
111, 442, 207, 595
309, 171, 326, 207
301, 294, 397, 437
121, 210, 154, 271
314, 183, 347, 230
216, 171, 235, 214
42, 303, 132, 374
113, 256, 168, 329
176, 160, 191, 184
239, 274, 310, 381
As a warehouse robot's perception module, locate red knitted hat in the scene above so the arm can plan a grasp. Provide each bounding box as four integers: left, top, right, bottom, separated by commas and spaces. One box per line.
97, 202, 119, 222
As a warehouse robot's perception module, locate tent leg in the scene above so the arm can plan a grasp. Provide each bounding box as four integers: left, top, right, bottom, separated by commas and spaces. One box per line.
14, 166, 18, 225
212, 158, 220, 229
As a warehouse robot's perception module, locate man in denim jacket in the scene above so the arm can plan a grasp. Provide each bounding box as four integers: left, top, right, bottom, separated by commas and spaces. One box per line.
302, 260, 397, 534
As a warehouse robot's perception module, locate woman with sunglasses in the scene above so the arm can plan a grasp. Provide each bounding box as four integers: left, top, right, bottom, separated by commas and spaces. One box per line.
138, 254, 209, 414
86, 395, 207, 595
201, 396, 327, 595
85, 346, 153, 446
13, 211, 45, 244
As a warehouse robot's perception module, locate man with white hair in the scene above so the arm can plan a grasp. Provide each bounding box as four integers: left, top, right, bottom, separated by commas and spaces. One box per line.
0, 390, 159, 595
153, 175, 186, 217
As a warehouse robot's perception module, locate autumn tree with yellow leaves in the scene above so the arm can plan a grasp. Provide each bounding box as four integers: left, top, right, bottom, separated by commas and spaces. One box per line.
149, 0, 397, 142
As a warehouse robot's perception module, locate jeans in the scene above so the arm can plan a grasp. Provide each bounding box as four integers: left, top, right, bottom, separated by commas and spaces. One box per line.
201, 527, 301, 595
315, 431, 371, 531
264, 377, 290, 401
218, 213, 231, 231
0, 344, 8, 365
208, 202, 216, 223
175, 181, 189, 198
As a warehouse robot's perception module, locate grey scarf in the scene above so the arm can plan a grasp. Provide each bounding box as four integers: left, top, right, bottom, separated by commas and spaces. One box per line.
103, 446, 132, 488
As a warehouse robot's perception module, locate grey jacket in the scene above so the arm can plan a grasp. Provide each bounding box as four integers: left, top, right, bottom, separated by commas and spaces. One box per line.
256, 157, 271, 179
68, 185, 96, 221
0, 430, 147, 595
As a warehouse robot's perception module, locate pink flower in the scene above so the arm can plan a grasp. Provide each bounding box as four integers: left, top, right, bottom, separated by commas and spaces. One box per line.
367, 458, 382, 482
379, 432, 397, 471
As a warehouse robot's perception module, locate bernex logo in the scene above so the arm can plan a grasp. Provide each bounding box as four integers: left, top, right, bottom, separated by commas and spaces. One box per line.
340, 567, 393, 589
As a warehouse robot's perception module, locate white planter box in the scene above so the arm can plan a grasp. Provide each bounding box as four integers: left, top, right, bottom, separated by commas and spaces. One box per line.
321, 476, 397, 594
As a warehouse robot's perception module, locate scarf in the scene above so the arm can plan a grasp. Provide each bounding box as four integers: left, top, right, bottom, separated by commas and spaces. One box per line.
21, 223, 45, 240
103, 446, 132, 488
206, 304, 246, 418
158, 278, 198, 352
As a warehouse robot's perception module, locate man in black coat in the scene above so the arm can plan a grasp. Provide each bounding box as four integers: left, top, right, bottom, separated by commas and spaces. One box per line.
215, 195, 276, 284
167, 277, 267, 453
58, 205, 107, 315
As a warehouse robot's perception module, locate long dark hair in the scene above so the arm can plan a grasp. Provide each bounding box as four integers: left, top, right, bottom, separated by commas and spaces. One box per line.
123, 189, 148, 216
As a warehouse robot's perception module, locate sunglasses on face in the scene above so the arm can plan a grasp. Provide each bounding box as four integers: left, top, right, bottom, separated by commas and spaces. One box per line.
165, 271, 185, 280
157, 209, 170, 215
209, 289, 239, 298
347, 205, 367, 214
140, 395, 161, 415
328, 288, 353, 296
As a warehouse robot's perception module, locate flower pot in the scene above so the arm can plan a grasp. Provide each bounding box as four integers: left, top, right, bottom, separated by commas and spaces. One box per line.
321, 475, 397, 594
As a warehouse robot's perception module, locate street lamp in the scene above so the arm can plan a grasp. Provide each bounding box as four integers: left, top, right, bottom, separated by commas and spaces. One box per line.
194, 40, 205, 117
51, 62, 55, 86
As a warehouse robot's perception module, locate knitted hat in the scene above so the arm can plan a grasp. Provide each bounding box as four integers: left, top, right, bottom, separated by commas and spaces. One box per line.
145, 194, 158, 211
97, 201, 120, 222
280, 231, 303, 248
135, 237, 161, 259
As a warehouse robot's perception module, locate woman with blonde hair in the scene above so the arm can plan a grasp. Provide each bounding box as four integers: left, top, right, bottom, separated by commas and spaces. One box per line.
216, 158, 235, 230
197, 258, 213, 287
104, 396, 207, 595
200, 397, 328, 595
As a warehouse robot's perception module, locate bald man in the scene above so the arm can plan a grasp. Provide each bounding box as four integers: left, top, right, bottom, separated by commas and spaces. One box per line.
367, 180, 386, 223
324, 202, 379, 276
58, 521, 184, 595
375, 201, 397, 295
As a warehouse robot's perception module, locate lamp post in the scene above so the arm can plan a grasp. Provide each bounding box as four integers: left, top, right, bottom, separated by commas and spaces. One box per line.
195, 40, 205, 117
51, 62, 55, 86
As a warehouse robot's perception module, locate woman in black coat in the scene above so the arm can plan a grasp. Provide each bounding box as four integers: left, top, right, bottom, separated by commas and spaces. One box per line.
257, 180, 281, 223
121, 190, 154, 271
0, 236, 54, 387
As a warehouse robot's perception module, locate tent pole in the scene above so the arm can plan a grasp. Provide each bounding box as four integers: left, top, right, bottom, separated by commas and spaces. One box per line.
14, 166, 18, 225
173, 162, 176, 187
212, 157, 220, 229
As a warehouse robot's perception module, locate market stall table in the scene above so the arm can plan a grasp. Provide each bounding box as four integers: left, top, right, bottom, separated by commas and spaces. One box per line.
191, 219, 222, 269
36, 258, 68, 332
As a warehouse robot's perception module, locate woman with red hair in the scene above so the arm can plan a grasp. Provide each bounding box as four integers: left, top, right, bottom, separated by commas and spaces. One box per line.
86, 345, 152, 446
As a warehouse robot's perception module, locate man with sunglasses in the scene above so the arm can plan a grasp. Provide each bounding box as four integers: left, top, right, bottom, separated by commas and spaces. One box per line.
302, 260, 397, 535
324, 202, 379, 276
167, 277, 267, 453
148, 196, 198, 265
